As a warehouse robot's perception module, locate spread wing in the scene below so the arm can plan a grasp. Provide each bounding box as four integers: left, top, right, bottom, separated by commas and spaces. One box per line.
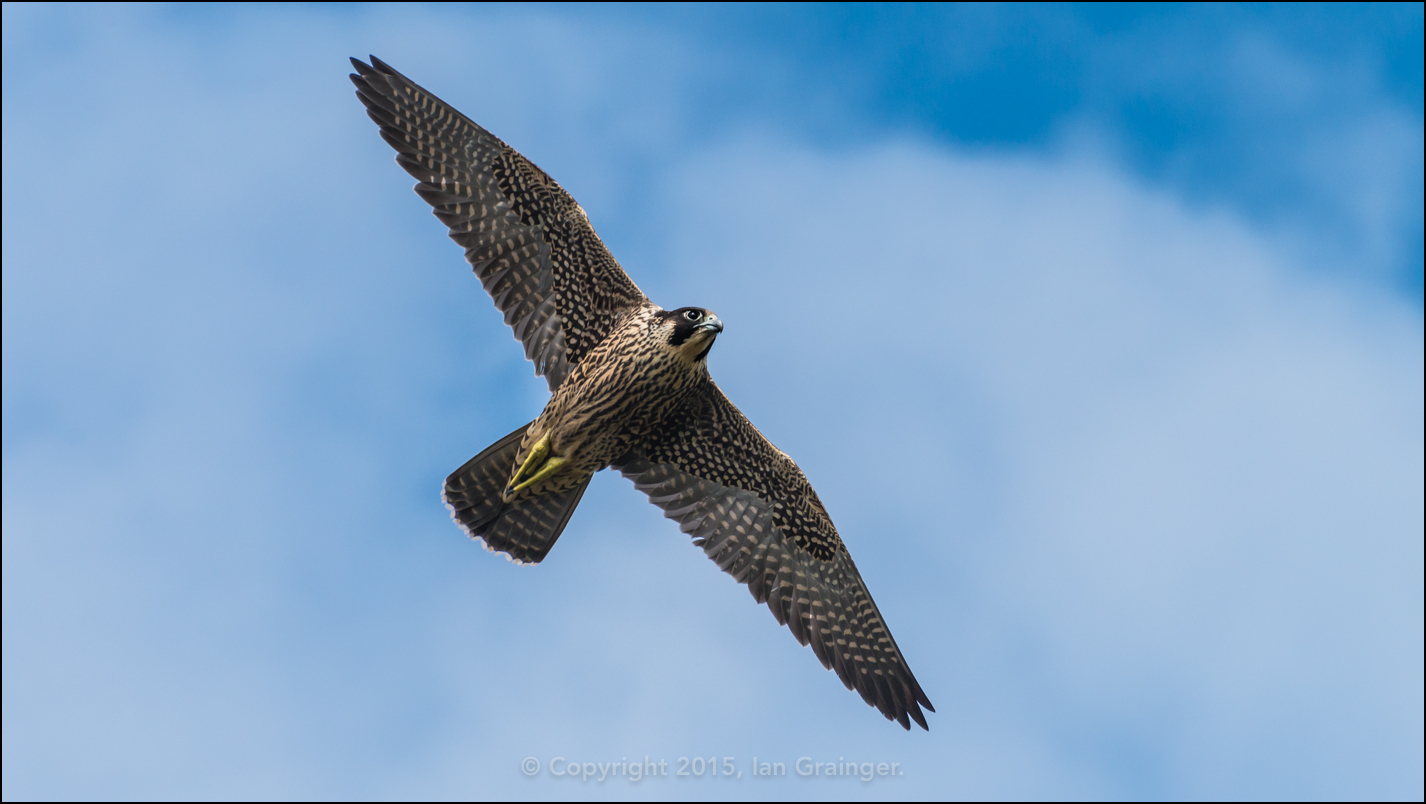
616, 381, 934, 730
350, 56, 647, 392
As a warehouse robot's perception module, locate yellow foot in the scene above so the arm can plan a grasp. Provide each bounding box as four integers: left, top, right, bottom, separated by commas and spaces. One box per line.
503, 432, 568, 501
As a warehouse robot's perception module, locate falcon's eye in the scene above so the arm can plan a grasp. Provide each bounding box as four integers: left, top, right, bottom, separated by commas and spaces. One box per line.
684, 310, 701, 321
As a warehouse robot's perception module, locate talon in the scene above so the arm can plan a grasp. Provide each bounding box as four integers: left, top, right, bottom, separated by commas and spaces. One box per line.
509, 456, 567, 497
503, 432, 567, 501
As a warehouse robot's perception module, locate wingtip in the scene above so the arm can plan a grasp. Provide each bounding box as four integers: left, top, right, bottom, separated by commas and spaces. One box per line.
348, 55, 399, 79
349, 56, 381, 80
918, 690, 935, 712
909, 703, 930, 731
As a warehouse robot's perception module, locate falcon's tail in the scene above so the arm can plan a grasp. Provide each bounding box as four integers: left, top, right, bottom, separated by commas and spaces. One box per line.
442, 422, 592, 565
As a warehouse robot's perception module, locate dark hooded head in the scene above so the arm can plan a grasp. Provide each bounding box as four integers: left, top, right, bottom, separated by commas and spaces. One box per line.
658, 307, 723, 363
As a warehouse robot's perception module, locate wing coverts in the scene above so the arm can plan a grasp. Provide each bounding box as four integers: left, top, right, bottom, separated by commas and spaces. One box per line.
616, 383, 933, 730
350, 56, 645, 392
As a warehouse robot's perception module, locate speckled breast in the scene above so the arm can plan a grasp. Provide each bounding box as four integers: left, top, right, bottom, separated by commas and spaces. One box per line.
519, 304, 707, 478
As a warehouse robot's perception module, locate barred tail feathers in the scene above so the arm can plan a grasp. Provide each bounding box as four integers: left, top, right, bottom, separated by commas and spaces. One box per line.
442, 422, 591, 564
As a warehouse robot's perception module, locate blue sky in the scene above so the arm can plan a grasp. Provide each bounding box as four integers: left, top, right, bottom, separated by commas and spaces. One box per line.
3, 3, 1422, 800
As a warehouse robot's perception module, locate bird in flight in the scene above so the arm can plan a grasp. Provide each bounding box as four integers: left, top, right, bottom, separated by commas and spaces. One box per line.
350, 56, 933, 730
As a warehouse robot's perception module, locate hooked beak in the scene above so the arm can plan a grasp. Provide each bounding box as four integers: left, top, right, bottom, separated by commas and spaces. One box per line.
697, 315, 724, 334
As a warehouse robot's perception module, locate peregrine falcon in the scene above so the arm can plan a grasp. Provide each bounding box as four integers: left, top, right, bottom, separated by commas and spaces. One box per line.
350, 56, 934, 730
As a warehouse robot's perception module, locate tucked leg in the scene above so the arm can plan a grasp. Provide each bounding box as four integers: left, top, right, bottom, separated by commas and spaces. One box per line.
504, 432, 569, 501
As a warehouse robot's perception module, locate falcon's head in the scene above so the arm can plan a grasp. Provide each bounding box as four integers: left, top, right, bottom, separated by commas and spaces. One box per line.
659, 307, 723, 363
